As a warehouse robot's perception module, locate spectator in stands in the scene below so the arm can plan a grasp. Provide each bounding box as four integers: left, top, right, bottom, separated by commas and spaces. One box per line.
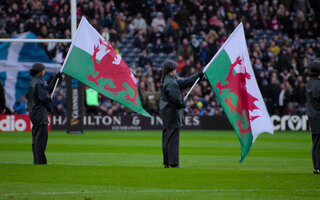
6, 16, 18, 35
52, 92, 66, 115
278, 48, 292, 72
293, 80, 307, 106
176, 55, 185, 74
101, 27, 110, 41
180, 59, 193, 77
149, 26, 163, 45
113, 12, 127, 39
177, 38, 194, 60
153, 38, 165, 53
195, 101, 205, 115
293, 0, 311, 13
267, 72, 281, 115
151, 12, 166, 33
164, 35, 177, 54
165, 18, 179, 40
134, 29, 148, 50
132, 12, 147, 33
0, 26, 9, 38
175, 4, 190, 30
269, 40, 280, 55
278, 82, 292, 115
207, 37, 218, 60
190, 35, 200, 58
109, 28, 121, 45
199, 40, 209, 65
13, 96, 27, 114
137, 49, 152, 69
270, 15, 281, 31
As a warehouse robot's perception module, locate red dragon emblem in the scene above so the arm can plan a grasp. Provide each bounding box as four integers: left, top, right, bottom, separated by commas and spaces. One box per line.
216, 56, 260, 138
87, 38, 138, 106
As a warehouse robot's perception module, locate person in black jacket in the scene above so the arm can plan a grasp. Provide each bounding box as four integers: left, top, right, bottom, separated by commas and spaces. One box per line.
306, 59, 320, 174
0, 80, 6, 114
27, 63, 62, 164
159, 60, 203, 168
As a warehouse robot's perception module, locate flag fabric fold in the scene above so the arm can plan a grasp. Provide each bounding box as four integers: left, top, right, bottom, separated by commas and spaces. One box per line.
62, 17, 151, 118
203, 23, 274, 162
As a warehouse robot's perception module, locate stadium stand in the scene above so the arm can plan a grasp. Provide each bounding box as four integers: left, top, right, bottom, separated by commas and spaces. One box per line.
1, 0, 320, 116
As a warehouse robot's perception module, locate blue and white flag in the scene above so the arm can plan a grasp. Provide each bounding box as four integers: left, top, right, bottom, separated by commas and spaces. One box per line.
0, 32, 61, 112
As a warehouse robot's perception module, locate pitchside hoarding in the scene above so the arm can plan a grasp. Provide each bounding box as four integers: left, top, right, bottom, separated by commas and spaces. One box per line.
0, 114, 311, 132
0, 115, 51, 132
53, 115, 201, 130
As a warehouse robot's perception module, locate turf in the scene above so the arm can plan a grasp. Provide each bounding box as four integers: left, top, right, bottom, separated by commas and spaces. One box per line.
0, 130, 319, 200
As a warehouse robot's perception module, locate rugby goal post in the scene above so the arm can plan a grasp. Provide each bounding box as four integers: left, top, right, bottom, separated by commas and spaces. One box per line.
0, 0, 84, 134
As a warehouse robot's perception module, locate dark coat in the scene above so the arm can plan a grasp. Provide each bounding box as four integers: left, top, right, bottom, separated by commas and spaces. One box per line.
0, 81, 5, 111
306, 77, 320, 134
28, 75, 56, 125
160, 73, 199, 129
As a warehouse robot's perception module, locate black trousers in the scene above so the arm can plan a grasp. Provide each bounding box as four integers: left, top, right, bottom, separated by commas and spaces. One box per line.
32, 124, 48, 164
312, 134, 320, 170
162, 128, 180, 166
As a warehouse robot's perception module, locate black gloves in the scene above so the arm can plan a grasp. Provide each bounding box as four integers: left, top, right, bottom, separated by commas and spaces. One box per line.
56, 72, 63, 79
198, 72, 204, 81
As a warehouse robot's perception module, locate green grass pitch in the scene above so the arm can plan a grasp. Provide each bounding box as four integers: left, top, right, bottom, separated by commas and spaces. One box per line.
0, 130, 319, 200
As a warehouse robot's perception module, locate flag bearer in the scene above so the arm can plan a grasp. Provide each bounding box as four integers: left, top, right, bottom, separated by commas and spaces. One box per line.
0, 81, 5, 114
159, 60, 203, 168
306, 59, 320, 174
27, 63, 62, 164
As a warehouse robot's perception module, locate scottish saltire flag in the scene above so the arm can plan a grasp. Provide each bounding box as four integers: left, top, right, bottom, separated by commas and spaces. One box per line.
204, 23, 274, 162
0, 32, 61, 111
62, 17, 151, 117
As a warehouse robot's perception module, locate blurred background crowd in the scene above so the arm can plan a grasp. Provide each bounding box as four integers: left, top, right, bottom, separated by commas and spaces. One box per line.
1, 0, 320, 116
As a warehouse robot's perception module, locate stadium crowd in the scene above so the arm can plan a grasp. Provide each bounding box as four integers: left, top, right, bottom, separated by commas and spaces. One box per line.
1, 0, 320, 116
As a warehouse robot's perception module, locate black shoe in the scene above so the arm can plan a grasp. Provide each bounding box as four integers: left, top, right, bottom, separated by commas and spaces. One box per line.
34, 162, 48, 165
314, 169, 320, 174
168, 164, 183, 168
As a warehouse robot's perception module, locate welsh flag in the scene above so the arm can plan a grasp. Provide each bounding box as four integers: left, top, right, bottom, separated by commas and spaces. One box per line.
203, 23, 274, 162
62, 17, 151, 117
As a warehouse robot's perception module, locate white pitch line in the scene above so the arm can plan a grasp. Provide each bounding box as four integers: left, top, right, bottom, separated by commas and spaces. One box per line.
0, 161, 112, 166
2, 188, 320, 196
0, 161, 155, 166
1, 190, 108, 196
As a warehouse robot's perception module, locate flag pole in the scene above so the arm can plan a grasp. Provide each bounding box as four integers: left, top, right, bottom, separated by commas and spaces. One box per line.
51, 78, 60, 99
183, 22, 244, 101
183, 77, 200, 101
51, 15, 84, 99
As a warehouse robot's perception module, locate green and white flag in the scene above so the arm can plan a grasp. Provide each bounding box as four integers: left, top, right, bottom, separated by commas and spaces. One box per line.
62, 17, 151, 118
204, 23, 274, 162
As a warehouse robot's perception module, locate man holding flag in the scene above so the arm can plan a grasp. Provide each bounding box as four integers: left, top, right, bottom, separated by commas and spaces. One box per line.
28, 63, 63, 164
185, 22, 274, 162
0, 81, 5, 114
60, 16, 151, 118
306, 59, 320, 174
160, 60, 203, 168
